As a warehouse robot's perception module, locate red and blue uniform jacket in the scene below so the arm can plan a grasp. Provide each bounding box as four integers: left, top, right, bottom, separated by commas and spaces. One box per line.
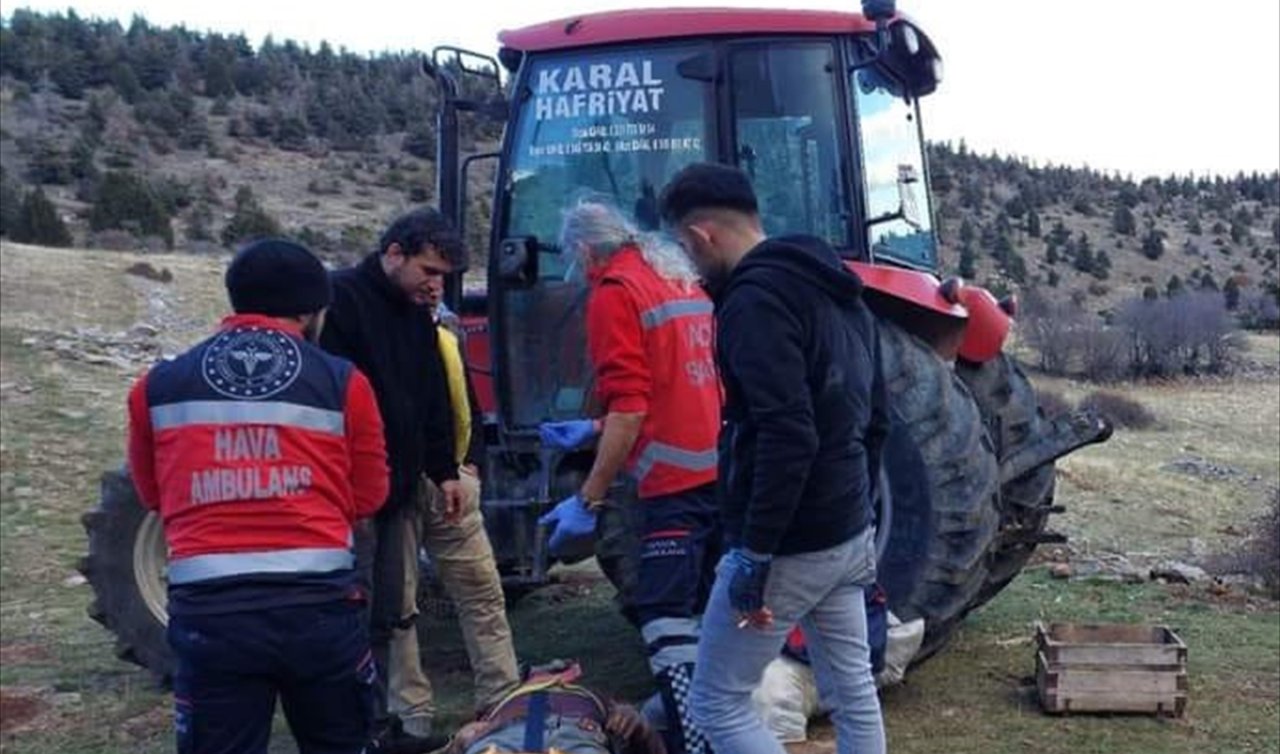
587, 247, 721, 499
127, 314, 389, 615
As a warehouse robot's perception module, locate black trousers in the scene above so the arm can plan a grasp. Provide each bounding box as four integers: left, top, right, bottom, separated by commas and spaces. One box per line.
168, 600, 377, 754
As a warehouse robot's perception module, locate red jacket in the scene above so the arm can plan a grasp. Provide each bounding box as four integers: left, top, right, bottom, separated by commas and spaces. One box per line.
587, 247, 720, 499
127, 315, 388, 589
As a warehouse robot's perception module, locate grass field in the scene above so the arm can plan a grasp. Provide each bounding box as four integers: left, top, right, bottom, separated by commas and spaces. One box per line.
1, 242, 1277, 752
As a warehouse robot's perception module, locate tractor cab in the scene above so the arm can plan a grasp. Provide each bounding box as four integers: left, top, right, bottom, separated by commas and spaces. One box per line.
431, 7, 947, 435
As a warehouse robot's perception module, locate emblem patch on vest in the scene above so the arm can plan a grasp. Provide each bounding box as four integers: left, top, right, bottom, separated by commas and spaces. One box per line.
202, 327, 302, 399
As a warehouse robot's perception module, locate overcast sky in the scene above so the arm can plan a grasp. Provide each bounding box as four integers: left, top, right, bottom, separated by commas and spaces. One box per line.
11, 0, 1280, 178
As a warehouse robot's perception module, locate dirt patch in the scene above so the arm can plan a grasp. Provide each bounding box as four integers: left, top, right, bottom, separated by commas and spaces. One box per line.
0, 643, 51, 666
0, 688, 48, 734
124, 262, 174, 283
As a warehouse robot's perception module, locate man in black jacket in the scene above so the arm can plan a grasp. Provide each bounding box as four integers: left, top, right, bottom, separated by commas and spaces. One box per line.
321, 208, 517, 751
659, 164, 888, 754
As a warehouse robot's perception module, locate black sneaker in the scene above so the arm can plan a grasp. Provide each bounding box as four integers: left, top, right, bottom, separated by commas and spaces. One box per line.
369, 718, 452, 754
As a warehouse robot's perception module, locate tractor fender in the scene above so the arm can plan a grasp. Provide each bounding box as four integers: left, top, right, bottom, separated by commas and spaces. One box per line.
846, 262, 966, 319
955, 285, 1012, 363
846, 262, 1013, 363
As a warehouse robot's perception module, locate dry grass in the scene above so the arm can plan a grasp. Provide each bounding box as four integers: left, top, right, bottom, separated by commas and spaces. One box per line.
1031, 337, 1280, 563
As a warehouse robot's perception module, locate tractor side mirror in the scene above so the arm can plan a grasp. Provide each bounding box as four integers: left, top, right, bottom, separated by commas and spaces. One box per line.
852, 0, 897, 74
862, 0, 896, 22
498, 236, 539, 287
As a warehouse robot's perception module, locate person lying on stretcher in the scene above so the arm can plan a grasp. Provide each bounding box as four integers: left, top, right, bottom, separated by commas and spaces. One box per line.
441, 662, 666, 754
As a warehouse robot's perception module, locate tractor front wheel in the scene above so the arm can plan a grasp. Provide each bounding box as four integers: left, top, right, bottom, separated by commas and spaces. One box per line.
80, 469, 174, 684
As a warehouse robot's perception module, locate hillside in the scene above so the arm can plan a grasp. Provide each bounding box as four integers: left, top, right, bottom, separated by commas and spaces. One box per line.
1, 9, 1278, 314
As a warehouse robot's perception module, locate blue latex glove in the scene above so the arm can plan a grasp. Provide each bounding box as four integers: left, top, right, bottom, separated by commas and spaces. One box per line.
539, 420, 599, 450
539, 494, 598, 559
726, 548, 773, 614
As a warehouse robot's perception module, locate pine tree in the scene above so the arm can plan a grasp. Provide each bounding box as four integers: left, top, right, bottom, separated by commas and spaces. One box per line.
1112, 205, 1136, 236
90, 171, 174, 247
1141, 230, 1166, 260
220, 186, 282, 247
958, 242, 977, 279
1073, 232, 1094, 274
0, 168, 22, 237
11, 188, 74, 247
1224, 277, 1242, 310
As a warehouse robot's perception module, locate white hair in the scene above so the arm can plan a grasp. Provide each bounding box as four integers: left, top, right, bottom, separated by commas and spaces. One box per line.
560, 198, 699, 289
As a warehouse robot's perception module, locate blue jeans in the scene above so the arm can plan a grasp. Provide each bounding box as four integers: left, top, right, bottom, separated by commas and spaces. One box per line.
690, 527, 885, 754
169, 599, 377, 754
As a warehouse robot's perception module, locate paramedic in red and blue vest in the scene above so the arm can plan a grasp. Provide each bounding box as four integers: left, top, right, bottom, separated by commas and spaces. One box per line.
126, 238, 390, 754
540, 199, 721, 754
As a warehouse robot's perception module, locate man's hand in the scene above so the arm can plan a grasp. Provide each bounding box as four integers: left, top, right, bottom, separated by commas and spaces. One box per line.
538, 419, 600, 450
439, 479, 465, 524
726, 548, 773, 627
538, 494, 598, 559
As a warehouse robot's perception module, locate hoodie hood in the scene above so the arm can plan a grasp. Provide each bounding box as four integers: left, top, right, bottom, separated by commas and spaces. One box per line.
725, 234, 864, 305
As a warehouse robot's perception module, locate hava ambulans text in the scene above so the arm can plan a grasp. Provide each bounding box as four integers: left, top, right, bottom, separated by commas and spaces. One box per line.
190, 426, 314, 504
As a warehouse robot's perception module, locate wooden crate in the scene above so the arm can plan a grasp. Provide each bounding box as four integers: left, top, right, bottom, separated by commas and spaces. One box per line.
1035, 621, 1188, 717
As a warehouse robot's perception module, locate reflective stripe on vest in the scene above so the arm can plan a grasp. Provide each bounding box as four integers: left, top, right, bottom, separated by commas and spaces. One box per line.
167, 547, 354, 585
150, 400, 345, 436
633, 440, 718, 484
639, 299, 714, 330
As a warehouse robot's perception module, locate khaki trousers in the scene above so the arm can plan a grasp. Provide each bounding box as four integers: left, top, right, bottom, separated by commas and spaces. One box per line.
388, 468, 520, 730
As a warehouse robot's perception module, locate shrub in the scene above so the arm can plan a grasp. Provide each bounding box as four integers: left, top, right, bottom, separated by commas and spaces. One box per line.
185, 201, 214, 242
25, 139, 73, 185
90, 171, 174, 248
1077, 326, 1127, 382
0, 168, 20, 237
1114, 292, 1240, 376
10, 188, 73, 247
1079, 391, 1156, 430
402, 125, 437, 160
1238, 292, 1280, 330
1020, 291, 1084, 374
1248, 491, 1280, 598
220, 186, 281, 247
1036, 389, 1073, 419
306, 178, 343, 196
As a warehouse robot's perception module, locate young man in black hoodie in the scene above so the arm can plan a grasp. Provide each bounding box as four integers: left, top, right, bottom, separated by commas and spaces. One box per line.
659, 164, 888, 754
321, 208, 518, 752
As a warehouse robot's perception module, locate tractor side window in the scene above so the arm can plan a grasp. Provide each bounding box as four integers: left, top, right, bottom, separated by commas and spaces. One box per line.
730, 43, 849, 248
852, 67, 937, 269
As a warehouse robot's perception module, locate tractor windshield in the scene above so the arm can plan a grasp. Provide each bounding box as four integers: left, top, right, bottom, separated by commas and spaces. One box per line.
499, 44, 711, 427
505, 43, 711, 245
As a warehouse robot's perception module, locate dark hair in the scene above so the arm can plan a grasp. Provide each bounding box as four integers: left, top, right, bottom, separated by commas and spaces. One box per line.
659, 162, 759, 225
379, 208, 466, 268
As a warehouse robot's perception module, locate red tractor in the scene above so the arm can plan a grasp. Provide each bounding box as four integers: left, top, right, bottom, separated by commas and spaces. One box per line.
82, 2, 1111, 681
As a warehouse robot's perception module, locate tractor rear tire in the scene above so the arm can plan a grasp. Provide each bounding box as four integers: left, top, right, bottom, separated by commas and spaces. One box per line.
956, 355, 1057, 606
875, 321, 1001, 661
79, 469, 174, 684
